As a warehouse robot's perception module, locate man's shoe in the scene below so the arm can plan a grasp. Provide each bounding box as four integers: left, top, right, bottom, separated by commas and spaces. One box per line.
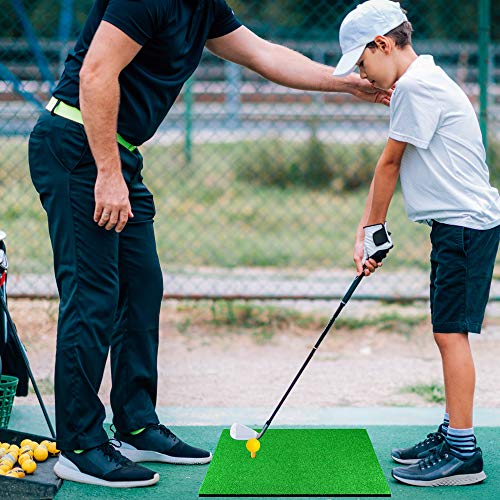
391, 425, 446, 464
114, 424, 212, 465
392, 442, 487, 487
53, 441, 159, 488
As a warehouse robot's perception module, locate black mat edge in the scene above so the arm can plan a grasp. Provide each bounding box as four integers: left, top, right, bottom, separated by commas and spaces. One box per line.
199, 494, 392, 497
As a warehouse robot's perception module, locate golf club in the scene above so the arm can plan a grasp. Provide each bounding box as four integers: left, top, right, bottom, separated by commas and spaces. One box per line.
230, 269, 372, 441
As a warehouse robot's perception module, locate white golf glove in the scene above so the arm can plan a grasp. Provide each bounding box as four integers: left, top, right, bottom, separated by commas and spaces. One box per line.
363, 222, 393, 264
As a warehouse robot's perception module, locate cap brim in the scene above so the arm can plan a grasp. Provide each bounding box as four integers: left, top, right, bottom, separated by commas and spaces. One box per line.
333, 45, 365, 76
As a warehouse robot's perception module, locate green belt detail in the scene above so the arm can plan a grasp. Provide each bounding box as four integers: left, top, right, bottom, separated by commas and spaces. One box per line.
46, 96, 137, 152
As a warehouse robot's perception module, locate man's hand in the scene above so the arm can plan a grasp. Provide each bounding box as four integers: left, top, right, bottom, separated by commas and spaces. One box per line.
346, 74, 391, 106
94, 169, 133, 232
363, 222, 393, 266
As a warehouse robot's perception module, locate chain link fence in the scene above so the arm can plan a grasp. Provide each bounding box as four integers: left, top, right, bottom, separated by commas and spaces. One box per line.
0, 0, 498, 300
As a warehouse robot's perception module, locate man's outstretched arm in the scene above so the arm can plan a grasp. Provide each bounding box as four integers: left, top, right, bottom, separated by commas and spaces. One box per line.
206, 26, 390, 105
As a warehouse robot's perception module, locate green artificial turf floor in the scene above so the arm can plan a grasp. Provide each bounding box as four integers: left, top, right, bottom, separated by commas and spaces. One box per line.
7, 406, 500, 500
199, 429, 390, 497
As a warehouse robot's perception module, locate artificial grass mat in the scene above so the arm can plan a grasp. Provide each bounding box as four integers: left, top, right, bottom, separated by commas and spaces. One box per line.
199, 429, 391, 497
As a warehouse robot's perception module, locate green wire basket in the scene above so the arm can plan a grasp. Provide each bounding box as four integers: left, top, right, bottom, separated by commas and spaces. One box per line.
0, 375, 18, 428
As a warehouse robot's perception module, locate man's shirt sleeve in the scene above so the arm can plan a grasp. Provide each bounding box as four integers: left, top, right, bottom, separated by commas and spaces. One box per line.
103, 0, 167, 46
389, 78, 442, 150
208, 0, 242, 39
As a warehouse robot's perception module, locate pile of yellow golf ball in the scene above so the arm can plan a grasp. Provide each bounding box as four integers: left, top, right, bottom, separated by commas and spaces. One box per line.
0, 439, 59, 479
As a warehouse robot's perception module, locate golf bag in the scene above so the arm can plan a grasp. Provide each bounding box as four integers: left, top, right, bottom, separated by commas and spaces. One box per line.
0, 236, 29, 395
0, 232, 55, 437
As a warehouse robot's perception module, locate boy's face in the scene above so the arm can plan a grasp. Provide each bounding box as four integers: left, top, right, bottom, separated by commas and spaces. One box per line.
356, 37, 399, 90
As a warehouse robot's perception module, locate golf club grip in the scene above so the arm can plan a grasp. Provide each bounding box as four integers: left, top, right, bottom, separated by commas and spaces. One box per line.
341, 273, 364, 303
260, 274, 365, 439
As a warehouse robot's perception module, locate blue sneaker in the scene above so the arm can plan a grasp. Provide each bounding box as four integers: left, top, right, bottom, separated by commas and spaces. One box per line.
391, 425, 446, 464
392, 441, 486, 487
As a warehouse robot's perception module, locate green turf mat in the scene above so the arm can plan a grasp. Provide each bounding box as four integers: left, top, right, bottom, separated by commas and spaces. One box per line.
199, 429, 391, 497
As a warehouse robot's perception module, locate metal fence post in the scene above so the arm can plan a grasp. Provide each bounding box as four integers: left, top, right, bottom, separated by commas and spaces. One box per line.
184, 76, 193, 164
58, 0, 74, 76
225, 62, 241, 130
478, 0, 490, 155
11, 0, 54, 89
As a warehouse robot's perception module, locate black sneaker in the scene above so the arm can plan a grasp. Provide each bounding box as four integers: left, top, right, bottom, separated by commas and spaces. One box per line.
114, 424, 212, 465
53, 441, 159, 488
392, 441, 487, 487
391, 425, 446, 464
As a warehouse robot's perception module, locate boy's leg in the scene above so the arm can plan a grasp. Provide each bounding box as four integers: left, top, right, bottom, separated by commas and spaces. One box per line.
434, 332, 474, 430
392, 222, 498, 486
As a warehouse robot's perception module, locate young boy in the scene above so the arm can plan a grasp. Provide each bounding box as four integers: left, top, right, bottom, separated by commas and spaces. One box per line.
334, 0, 499, 487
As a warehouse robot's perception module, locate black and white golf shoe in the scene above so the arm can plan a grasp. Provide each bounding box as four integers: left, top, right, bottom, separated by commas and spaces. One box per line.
54, 441, 159, 488
392, 441, 486, 487
391, 425, 446, 464
114, 424, 212, 465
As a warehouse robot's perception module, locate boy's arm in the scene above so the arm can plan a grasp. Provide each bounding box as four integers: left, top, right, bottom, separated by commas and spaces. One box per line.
354, 138, 407, 275
366, 138, 407, 224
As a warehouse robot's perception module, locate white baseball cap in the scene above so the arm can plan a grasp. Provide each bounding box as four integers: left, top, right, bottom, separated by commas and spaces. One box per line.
333, 0, 407, 77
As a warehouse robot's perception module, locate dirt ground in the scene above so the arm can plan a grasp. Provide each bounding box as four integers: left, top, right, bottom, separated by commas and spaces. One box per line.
7, 298, 500, 409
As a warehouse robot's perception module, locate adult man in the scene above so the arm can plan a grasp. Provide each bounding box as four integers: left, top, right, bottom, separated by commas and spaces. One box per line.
28, 0, 389, 488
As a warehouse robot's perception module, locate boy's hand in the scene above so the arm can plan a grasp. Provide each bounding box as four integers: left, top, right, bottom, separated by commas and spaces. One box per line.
363, 222, 393, 264
354, 237, 380, 276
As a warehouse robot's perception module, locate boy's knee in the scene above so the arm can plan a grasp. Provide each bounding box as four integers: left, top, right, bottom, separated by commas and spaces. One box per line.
433, 332, 467, 349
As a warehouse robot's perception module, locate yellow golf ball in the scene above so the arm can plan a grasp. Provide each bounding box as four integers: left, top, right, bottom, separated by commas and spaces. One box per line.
12, 467, 25, 478
34, 445, 49, 462
47, 442, 60, 455
21, 459, 37, 474
246, 438, 260, 458
18, 453, 32, 466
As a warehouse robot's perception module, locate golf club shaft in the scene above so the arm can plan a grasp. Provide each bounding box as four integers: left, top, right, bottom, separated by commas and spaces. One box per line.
258, 273, 364, 440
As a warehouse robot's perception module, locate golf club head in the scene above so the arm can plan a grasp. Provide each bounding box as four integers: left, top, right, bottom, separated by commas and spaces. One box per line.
230, 422, 259, 441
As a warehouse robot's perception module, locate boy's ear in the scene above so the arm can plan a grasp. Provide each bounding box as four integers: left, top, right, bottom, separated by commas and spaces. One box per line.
373, 35, 392, 54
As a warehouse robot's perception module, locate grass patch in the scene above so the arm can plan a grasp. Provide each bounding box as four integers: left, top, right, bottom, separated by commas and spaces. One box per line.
402, 383, 446, 404
207, 301, 326, 342
1, 138, 499, 274
336, 312, 428, 333
28, 375, 54, 396
174, 301, 427, 343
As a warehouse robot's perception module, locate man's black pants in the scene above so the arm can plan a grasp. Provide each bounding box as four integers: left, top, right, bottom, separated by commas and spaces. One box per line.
28, 111, 162, 450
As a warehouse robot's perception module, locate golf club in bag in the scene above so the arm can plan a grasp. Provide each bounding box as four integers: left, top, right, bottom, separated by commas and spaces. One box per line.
231, 258, 387, 441
0, 231, 56, 438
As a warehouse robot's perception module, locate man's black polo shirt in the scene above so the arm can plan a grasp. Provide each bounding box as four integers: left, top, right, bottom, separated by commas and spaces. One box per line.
54, 0, 241, 145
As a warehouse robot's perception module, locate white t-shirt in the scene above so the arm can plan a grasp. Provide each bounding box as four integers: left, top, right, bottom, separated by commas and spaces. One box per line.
389, 55, 500, 229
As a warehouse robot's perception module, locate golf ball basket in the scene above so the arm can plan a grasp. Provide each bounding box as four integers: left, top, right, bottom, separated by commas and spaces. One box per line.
0, 374, 18, 428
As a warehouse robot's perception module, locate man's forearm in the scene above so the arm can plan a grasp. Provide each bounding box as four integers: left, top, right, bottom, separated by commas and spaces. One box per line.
79, 70, 121, 172
251, 42, 355, 93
